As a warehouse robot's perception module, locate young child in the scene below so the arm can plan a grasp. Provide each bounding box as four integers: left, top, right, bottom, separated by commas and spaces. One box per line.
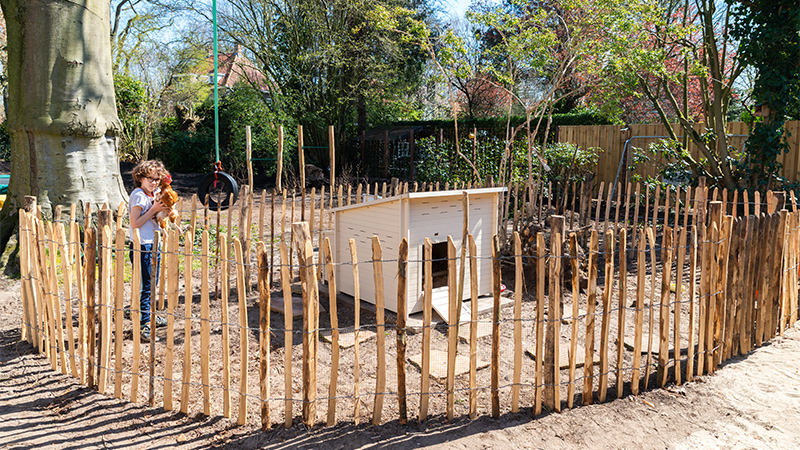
129, 160, 169, 342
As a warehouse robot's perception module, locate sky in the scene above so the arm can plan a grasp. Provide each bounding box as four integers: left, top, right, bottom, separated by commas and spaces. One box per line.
444, 0, 473, 19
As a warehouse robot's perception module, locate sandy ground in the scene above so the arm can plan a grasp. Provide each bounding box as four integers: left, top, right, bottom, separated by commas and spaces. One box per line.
2, 271, 800, 449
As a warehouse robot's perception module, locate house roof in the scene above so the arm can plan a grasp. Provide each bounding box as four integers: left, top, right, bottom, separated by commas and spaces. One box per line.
195, 44, 269, 91
330, 187, 507, 214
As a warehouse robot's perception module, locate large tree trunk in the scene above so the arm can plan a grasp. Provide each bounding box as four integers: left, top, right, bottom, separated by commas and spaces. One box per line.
0, 0, 126, 251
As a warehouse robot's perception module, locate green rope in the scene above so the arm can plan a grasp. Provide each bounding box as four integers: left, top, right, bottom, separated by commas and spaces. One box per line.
212, 0, 220, 165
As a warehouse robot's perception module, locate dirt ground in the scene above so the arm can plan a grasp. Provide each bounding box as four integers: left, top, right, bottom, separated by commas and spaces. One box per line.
2, 167, 800, 448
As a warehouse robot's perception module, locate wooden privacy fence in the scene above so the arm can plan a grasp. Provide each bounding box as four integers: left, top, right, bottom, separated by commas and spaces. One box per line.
558, 121, 800, 186
16, 181, 800, 430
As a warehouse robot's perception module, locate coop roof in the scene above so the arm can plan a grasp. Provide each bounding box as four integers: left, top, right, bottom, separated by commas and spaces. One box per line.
330, 187, 507, 214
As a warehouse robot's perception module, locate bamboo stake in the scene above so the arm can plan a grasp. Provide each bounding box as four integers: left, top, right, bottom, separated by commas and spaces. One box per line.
491, 234, 501, 418
371, 235, 386, 425
279, 241, 293, 428
322, 238, 340, 426
420, 238, 432, 421
396, 238, 409, 424
182, 230, 194, 415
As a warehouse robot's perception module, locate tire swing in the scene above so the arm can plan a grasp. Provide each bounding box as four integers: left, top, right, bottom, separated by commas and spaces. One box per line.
197, 0, 238, 211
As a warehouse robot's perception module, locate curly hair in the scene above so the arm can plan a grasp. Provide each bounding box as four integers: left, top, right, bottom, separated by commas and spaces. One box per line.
131, 160, 167, 187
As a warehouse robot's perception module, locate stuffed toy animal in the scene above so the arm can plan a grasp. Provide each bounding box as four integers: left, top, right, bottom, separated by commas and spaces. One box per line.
156, 174, 179, 229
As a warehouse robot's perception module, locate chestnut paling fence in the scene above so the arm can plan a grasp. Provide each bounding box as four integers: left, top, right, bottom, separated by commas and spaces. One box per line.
16, 181, 800, 430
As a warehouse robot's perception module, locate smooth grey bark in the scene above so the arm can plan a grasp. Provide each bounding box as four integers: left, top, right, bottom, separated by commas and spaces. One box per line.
0, 0, 127, 228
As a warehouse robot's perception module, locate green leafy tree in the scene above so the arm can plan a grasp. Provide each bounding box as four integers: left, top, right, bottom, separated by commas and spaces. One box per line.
729, 0, 800, 189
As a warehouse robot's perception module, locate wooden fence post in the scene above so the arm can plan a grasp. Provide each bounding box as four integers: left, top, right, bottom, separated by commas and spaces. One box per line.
396, 238, 409, 424
293, 222, 318, 428
371, 236, 386, 425
322, 238, 340, 426
546, 216, 564, 410
257, 242, 271, 429
491, 234, 501, 418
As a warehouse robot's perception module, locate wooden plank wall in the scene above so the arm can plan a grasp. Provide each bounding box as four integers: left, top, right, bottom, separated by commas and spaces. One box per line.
558, 121, 800, 188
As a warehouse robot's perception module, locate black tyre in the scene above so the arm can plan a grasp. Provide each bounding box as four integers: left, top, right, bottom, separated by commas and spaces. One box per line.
197, 171, 239, 211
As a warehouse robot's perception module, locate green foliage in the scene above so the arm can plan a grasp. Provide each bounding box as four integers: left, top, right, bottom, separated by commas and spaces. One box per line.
0, 122, 9, 161
729, 0, 800, 189
392, 112, 613, 132
150, 85, 295, 179
114, 73, 151, 161
414, 135, 597, 186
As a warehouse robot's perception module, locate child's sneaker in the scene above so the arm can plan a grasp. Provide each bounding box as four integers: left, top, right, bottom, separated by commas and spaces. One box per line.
140, 324, 157, 342
154, 315, 168, 328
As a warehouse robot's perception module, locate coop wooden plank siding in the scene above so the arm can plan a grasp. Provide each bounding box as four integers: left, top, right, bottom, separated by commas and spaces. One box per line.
330, 187, 505, 319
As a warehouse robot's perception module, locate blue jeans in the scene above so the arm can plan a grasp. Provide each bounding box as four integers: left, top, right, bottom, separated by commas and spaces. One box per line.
130, 243, 160, 325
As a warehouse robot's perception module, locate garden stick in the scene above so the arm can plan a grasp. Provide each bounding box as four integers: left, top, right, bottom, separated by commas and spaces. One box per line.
114, 227, 125, 397
632, 229, 645, 394
277, 126, 283, 192
468, 234, 478, 419
130, 230, 142, 402
697, 221, 708, 377
583, 230, 598, 405
534, 231, 546, 414
234, 238, 249, 425
674, 224, 687, 385
446, 236, 458, 421
349, 239, 362, 424
257, 242, 271, 429
547, 216, 564, 410
322, 238, 340, 426
37, 221, 55, 369
147, 231, 156, 405
512, 232, 522, 413
632, 183, 641, 249
599, 228, 613, 402
396, 238, 409, 424
491, 234, 501, 418
220, 235, 231, 417
182, 230, 194, 415
190, 194, 198, 240
259, 189, 266, 243
658, 227, 673, 387
294, 222, 319, 428
568, 233, 579, 408
347, 185, 352, 206
84, 228, 96, 386
594, 181, 604, 231
99, 225, 113, 392
371, 236, 386, 425
49, 223, 67, 375
58, 225, 77, 378
18, 212, 32, 347
270, 190, 276, 288
279, 241, 293, 428
603, 182, 612, 236
356, 183, 362, 204
200, 230, 211, 415
644, 227, 657, 389
163, 229, 179, 411
616, 228, 627, 398
420, 239, 432, 421
457, 192, 469, 341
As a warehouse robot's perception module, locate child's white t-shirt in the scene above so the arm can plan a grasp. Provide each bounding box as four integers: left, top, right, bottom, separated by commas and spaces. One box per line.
129, 187, 160, 245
